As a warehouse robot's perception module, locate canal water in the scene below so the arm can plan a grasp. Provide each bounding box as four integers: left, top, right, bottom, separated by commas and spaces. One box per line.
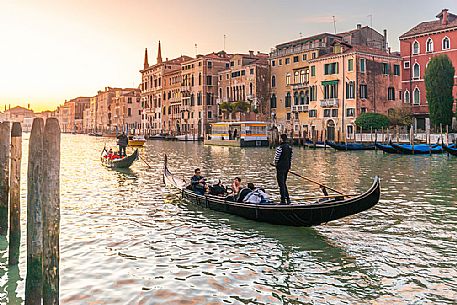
1, 134, 457, 304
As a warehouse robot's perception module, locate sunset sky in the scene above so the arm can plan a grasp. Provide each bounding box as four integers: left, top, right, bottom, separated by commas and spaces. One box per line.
1, 0, 455, 112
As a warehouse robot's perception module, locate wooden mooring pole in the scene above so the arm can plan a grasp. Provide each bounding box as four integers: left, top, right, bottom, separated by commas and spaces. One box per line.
0, 122, 11, 236
9, 122, 22, 266
26, 118, 44, 304
42, 118, 61, 305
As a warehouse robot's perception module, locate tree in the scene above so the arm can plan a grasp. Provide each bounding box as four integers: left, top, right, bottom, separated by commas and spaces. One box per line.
219, 102, 234, 120
355, 113, 389, 130
424, 54, 455, 127
387, 107, 413, 126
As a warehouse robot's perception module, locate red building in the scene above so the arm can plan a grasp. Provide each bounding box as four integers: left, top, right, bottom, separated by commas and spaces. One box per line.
400, 9, 457, 130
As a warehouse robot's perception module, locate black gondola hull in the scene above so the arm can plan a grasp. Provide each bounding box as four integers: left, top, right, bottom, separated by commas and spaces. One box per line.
101, 148, 139, 168
443, 144, 457, 156
327, 141, 375, 151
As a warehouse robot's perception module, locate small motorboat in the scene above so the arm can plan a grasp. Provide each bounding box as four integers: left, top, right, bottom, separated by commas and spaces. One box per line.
128, 135, 146, 147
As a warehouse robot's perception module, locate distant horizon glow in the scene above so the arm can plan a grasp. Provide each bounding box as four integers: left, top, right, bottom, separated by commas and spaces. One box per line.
1, 0, 455, 112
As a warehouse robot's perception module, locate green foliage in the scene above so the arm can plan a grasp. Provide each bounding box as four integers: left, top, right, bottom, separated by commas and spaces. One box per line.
387, 107, 413, 126
424, 54, 455, 127
233, 101, 250, 113
355, 112, 390, 130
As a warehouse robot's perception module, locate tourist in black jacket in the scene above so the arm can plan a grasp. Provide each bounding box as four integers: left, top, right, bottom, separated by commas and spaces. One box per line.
273, 134, 293, 204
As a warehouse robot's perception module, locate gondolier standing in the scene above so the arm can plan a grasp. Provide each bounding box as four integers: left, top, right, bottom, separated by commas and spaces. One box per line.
117, 132, 128, 157
274, 133, 293, 204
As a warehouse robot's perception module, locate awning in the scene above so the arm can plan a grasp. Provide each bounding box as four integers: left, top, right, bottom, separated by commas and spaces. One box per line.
321, 80, 339, 86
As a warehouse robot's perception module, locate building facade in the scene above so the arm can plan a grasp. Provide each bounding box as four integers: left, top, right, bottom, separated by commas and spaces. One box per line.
217, 51, 270, 121
110, 89, 142, 134
400, 8, 457, 131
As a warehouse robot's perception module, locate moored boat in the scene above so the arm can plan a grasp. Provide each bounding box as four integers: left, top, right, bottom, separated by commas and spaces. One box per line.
163, 156, 381, 227
304, 140, 327, 148
101, 147, 139, 169
390, 142, 443, 154
375, 142, 398, 154
443, 143, 457, 156
128, 135, 146, 147
327, 141, 375, 151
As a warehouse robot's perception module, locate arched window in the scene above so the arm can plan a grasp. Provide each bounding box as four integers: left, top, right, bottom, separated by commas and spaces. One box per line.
285, 92, 291, 107
294, 71, 299, 84
404, 90, 410, 103
442, 37, 450, 50
426, 38, 433, 52
300, 70, 306, 84
413, 88, 420, 105
299, 91, 305, 105
270, 94, 277, 108
271, 75, 276, 88
413, 63, 420, 79
286, 73, 291, 85
249, 83, 253, 96
412, 41, 419, 54
294, 91, 299, 105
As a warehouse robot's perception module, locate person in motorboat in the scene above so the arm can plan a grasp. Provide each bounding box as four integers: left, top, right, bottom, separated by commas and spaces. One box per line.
243, 183, 271, 204
191, 168, 207, 195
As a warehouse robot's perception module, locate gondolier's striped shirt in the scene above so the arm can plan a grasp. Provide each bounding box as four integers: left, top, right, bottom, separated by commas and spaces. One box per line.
274, 143, 293, 170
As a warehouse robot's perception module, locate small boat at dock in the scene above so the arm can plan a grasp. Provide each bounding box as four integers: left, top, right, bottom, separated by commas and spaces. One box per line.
163, 156, 381, 227
128, 135, 146, 147
443, 143, 457, 156
327, 141, 375, 151
390, 142, 443, 154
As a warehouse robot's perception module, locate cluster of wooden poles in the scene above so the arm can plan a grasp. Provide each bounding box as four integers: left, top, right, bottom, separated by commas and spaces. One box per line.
0, 118, 60, 305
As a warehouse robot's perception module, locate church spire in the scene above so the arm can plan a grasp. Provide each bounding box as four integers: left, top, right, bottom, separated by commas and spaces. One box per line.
144, 48, 149, 69
157, 40, 163, 64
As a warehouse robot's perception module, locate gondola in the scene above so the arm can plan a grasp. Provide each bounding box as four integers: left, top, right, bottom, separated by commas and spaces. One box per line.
390, 142, 443, 154
163, 156, 381, 227
375, 142, 398, 154
101, 147, 139, 169
443, 143, 457, 156
327, 141, 375, 151
304, 140, 327, 148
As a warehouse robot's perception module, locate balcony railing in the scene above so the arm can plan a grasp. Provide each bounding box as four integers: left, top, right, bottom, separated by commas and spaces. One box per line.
181, 85, 191, 92
291, 105, 309, 112
291, 82, 309, 90
320, 98, 339, 108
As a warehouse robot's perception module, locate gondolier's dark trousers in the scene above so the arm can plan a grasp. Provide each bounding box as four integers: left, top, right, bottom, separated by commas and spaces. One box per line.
119, 145, 126, 157
276, 170, 290, 204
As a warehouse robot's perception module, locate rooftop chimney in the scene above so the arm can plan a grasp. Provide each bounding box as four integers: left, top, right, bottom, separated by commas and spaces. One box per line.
441, 9, 449, 25
249, 50, 254, 56
357, 24, 362, 30
383, 29, 388, 51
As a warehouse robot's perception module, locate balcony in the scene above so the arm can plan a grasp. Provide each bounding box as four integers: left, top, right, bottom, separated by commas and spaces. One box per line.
320, 98, 339, 108
181, 85, 191, 93
291, 105, 309, 112
291, 82, 309, 90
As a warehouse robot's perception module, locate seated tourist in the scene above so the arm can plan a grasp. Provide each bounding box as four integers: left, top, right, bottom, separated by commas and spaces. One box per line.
225, 177, 242, 201
191, 168, 207, 195
242, 183, 271, 204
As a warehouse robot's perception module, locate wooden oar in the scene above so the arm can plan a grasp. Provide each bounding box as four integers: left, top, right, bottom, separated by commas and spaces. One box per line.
270, 163, 345, 195
139, 154, 152, 169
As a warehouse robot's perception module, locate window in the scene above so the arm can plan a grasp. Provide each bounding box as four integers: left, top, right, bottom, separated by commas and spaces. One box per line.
250, 68, 254, 75
382, 63, 389, 75
310, 85, 317, 101
404, 61, 410, 69
208, 61, 213, 68
309, 109, 317, 117
285, 58, 290, 65
413, 88, 420, 105
346, 108, 355, 117
294, 92, 299, 105
270, 94, 277, 108
443, 37, 450, 50
303, 54, 307, 61
388, 87, 395, 100
346, 81, 355, 99
348, 59, 354, 71
426, 38, 433, 52
294, 71, 299, 84
271, 75, 276, 87
404, 90, 410, 103
197, 92, 202, 105
311, 66, 316, 76
279, 59, 282, 65
286, 113, 291, 120
271, 60, 276, 67
241, 70, 245, 76
361, 107, 367, 113
323, 83, 338, 99
324, 62, 338, 75
208, 111, 212, 119
230, 61, 234, 67
347, 125, 354, 138
324, 109, 331, 117
360, 58, 366, 72
226, 63, 230, 69
207, 75, 212, 86
394, 64, 400, 75
300, 70, 306, 83
286, 73, 291, 85
412, 41, 419, 54
285, 92, 291, 107
413, 63, 420, 79
127, 108, 132, 117
360, 84, 368, 99
299, 91, 305, 105
293, 56, 299, 63
312, 52, 317, 59
226, 73, 229, 80
331, 109, 338, 117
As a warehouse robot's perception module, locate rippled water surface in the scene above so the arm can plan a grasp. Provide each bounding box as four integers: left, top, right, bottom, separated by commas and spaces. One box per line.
1, 134, 457, 304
